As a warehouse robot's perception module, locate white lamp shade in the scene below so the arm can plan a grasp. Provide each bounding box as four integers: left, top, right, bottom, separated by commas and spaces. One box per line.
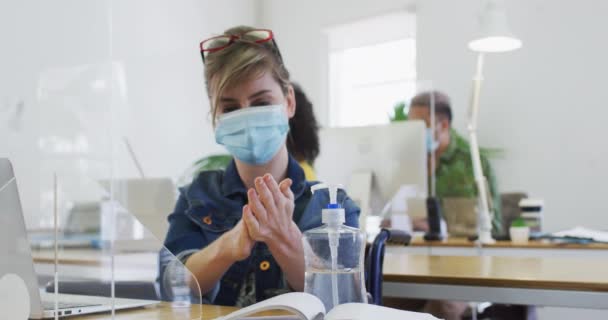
468, 0, 522, 53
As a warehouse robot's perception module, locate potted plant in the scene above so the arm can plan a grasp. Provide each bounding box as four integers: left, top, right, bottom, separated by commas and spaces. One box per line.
509, 217, 530, 244
389, 101, 409, 122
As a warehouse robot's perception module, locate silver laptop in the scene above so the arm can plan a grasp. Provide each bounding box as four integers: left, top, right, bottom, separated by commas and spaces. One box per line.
0, 158, 158, 318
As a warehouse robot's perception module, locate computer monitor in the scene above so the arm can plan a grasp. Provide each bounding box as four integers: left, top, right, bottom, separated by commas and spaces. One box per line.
315, 121, 428, 227
98, 178, 177, 242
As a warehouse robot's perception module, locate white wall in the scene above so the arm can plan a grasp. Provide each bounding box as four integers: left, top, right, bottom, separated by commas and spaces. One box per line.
260, 0, 608, 233
109, 0, 258, 178
259, 0, 416, 126
418, 0, 608, 233
0, 0, 258, 228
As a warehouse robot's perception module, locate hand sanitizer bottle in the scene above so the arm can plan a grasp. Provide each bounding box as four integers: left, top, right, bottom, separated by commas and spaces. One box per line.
302, 184, 367, 312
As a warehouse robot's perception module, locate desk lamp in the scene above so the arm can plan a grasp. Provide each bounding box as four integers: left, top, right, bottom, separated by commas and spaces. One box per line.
468, 0, 521, 244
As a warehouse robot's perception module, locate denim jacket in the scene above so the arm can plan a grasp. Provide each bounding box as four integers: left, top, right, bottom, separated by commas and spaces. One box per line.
160, 155, 360, 306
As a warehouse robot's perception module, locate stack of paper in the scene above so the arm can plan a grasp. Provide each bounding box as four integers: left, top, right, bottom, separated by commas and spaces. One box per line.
552, 226, 608, 242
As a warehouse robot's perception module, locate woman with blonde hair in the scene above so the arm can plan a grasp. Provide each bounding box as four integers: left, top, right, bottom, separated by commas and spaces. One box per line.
161, 26, 360, 307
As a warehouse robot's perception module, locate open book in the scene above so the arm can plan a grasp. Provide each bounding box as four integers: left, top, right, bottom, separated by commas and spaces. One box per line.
214, 292, 439, 320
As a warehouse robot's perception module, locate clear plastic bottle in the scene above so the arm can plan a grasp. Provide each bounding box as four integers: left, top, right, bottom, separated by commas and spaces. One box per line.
163, 258, 192, 308
302, 184, 367, 312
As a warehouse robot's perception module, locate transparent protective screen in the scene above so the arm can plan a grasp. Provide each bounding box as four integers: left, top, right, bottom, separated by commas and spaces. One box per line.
30, 53, 203, 320
0, 4, 204, 319
0, 0, 274, 318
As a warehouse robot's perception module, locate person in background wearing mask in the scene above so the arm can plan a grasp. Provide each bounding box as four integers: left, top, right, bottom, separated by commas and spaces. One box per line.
401, 91, 501, 320
287, 83, 320, 181
408, 91, 502, 233
160, 26, 359, 307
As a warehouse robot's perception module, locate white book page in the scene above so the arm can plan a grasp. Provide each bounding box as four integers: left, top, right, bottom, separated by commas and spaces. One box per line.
326, 303, 440, 320
214, 292, 326, 320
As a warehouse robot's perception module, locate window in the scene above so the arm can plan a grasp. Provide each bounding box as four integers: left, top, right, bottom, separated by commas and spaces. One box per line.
327, 11, 416, 127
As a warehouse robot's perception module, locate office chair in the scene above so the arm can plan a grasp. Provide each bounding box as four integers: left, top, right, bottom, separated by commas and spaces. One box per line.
365, 228, 412, 306
464, 303, 536, 320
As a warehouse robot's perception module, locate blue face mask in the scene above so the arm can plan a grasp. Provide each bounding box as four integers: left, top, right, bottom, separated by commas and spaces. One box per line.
426, 127, 439, 153
215, 105, 290, 165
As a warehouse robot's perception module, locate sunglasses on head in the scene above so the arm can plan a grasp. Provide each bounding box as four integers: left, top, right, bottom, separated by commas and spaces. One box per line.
199, 29, 284, 65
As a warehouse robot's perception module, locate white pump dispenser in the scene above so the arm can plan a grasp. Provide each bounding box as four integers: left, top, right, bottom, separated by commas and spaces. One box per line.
302, 184, 367, 312
311, 183, 345, 227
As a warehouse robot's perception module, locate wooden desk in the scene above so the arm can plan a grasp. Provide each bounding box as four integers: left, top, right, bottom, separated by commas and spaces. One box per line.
408, 236, 608, 250
383, 254, 608, 309
31, 249, 156, 266
32, 250, 288, 319
32, 249, 159, 282
70, 303, 285, 320
392, 236, 608, 258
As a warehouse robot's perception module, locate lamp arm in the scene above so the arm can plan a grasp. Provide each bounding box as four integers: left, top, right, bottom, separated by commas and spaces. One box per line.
467, 52, 495, 244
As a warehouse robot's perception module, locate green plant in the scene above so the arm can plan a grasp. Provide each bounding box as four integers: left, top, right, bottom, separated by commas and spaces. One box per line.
177, 154, 231, 186
510, 217, 527, 227
389, 101, 408, 122
191, 154, 231, 171
480, 147, 506, 159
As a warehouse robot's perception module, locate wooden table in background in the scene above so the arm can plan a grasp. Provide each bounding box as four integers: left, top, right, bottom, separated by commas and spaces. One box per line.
383, 254, 608, 309
390, 236, 608, 258
32, 249, 158, 282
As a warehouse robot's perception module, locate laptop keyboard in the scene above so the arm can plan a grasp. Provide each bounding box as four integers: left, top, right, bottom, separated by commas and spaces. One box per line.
42, 301, 101, 310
